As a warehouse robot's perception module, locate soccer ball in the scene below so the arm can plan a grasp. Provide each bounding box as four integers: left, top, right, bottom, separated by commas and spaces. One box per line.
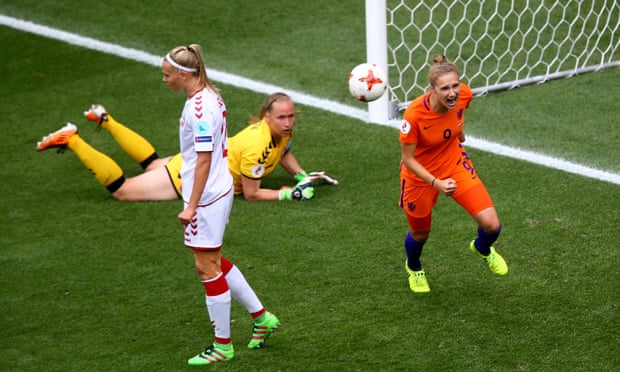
348, 63, 387, 102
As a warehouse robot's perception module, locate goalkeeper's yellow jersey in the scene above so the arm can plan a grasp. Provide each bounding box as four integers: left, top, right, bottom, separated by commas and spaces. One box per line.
228, 119, 292, 195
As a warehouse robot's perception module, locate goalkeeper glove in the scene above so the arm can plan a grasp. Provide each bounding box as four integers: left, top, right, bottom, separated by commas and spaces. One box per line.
294, 171, 309, 183
297, 171, 339, 186
279, 184, 314, 201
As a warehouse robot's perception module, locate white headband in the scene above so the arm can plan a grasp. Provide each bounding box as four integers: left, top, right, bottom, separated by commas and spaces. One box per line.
164, 53, 198, 73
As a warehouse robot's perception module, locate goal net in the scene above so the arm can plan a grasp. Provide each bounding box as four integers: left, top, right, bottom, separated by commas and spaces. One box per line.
368, 0, 620, 121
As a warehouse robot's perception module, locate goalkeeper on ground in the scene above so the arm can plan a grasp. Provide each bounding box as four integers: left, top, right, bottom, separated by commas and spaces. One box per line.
36, 93, 337, 202
227, 92, 337, 201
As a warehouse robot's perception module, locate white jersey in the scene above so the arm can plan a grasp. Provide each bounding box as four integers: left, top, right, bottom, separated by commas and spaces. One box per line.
178, 87, 232, 205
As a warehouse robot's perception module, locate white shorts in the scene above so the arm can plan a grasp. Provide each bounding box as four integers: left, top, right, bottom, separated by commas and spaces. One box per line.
183, 190, 233, 250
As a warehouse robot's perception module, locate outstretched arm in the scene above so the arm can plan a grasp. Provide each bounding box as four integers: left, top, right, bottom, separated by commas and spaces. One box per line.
240, 173, 313, 202
279, 151, 305, 178
240, 175, 280, 201
241, 175, 314, 201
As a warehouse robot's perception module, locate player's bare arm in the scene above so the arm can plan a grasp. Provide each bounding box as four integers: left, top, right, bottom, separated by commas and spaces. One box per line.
239, 175, 280, 201
279, 151, 304, 177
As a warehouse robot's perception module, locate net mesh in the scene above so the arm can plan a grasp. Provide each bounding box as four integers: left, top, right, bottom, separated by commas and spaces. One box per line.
386, 0, 620, 110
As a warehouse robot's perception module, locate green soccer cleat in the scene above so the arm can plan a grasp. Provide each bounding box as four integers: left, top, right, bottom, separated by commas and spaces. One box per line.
247, 312, 280, 349
469, 240, 508, 275
187, 344, 234, 366
405, 260, 430, 293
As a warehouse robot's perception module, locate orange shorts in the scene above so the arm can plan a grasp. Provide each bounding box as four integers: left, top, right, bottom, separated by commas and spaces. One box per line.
400, 165, 494, 231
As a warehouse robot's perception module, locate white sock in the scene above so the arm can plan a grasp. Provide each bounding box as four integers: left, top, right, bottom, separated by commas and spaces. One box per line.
226, 265, 264, 315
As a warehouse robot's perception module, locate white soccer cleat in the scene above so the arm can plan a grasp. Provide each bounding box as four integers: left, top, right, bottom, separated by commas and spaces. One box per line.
83, 104, 108, 124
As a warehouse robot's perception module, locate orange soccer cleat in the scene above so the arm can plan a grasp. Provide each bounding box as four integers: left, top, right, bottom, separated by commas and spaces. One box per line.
36, 123, 78, 152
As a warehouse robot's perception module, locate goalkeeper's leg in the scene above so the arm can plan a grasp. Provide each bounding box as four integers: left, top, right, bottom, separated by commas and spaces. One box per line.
84, 105, 160, 170
37, 123, 177, 201
66, 133, 126, 194
37, 123, 126, 195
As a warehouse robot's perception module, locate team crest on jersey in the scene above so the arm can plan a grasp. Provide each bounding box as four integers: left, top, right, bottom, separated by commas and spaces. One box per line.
251, 164, 265, 177
400, 120, 411, 134
195, 121, 212, 143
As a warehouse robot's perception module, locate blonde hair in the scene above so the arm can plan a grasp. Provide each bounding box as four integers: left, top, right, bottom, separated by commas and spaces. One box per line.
249, 92, 293, 124
428, 55, 460, 88
165, 44, 219, 94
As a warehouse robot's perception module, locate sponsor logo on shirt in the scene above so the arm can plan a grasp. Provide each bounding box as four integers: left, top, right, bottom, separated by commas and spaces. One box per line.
195, 136, 213, 143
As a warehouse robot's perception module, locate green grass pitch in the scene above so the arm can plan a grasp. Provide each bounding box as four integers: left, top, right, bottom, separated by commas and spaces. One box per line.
1, 1, 618, 370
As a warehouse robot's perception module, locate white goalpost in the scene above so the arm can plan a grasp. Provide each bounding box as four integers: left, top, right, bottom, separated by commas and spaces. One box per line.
365, 0, 620, 123
365, 0, 391, 123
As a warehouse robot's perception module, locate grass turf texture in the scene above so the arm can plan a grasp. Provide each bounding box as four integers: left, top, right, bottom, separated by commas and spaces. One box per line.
1, 2, 619, 371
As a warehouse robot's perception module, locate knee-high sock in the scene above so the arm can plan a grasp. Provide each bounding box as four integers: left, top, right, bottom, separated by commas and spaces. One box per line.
100, 114, 157, 168
66, 135, 125, 192
404, 231, 425, 271
474, 225, 502, 256
221, 257, 264, 318
203, 273, 231, 345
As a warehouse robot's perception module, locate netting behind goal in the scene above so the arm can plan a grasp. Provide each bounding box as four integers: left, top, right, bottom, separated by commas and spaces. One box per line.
382, 0, 620, 113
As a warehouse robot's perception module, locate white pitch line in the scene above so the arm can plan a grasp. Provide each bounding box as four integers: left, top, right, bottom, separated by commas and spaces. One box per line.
2, 14, 619, 186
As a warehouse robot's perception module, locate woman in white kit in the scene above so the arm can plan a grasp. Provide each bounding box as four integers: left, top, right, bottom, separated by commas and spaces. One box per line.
161, 44, 280, 366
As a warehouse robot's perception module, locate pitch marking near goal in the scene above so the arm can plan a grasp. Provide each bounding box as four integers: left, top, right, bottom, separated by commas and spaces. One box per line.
2, 14, 619, 186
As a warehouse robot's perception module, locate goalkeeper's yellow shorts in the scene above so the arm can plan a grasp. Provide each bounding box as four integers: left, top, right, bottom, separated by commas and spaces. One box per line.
165, 153, 183, 197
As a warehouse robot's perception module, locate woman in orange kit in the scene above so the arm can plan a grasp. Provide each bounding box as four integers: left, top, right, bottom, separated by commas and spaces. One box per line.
399, 55, 508, 294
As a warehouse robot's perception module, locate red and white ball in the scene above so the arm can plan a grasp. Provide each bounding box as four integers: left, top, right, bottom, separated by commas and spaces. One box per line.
348, 63, 387, 102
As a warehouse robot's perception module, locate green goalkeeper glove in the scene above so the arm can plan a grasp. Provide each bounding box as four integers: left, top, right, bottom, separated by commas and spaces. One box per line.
279, 184, 314, 201
294, 171, 309, 183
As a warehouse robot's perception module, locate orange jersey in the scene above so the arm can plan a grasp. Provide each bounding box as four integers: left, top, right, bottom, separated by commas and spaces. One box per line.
399, 83, 473, 184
